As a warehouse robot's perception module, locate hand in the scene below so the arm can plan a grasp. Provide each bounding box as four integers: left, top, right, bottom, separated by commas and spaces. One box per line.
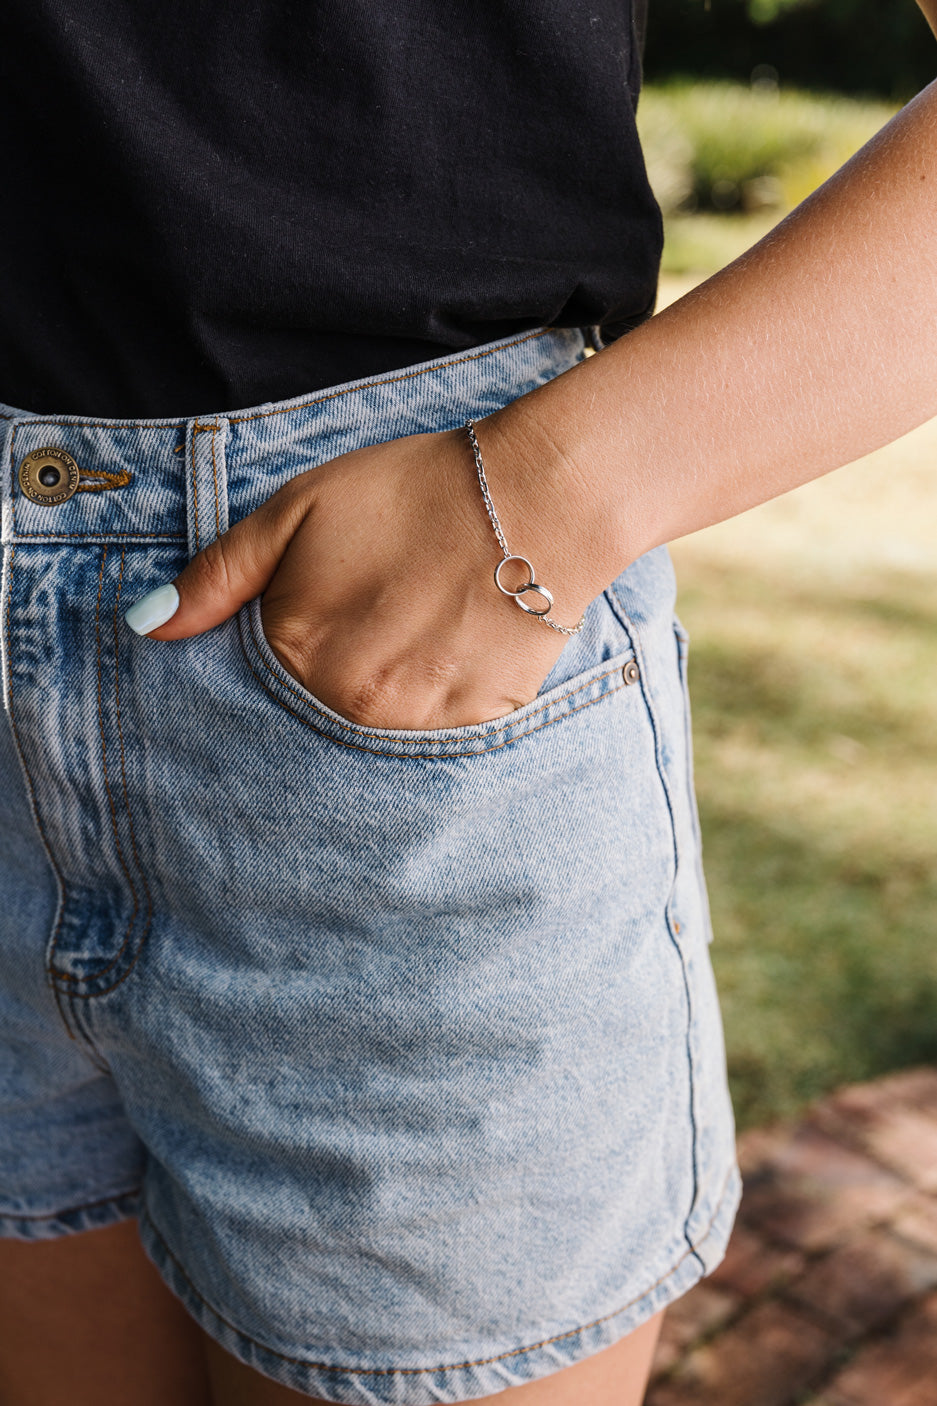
125, 426, 589, 731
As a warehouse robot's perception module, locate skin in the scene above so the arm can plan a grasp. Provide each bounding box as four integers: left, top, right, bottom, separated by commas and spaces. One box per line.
4, 5, 937, 1402
147, 71, 937, 741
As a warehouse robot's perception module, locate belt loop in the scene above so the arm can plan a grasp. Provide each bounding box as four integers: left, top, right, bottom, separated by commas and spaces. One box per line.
586, 325, 606, 353
184, 416, 229, 559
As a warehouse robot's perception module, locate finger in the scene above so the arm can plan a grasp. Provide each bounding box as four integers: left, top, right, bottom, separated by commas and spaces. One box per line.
123, 480, 311, 639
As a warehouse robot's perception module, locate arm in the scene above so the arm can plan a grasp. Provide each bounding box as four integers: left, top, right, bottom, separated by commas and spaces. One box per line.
140, 67, 937, 730
481, 76, 937, 620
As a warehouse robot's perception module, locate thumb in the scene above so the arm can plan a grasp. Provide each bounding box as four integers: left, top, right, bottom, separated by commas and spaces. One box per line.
123, 480, 311, 639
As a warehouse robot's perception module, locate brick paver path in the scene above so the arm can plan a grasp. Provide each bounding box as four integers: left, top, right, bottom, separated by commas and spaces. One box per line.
645, 1067, 937, 1406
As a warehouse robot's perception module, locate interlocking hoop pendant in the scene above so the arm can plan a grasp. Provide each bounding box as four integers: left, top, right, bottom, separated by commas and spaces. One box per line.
465, 419, 585, 637
494, 555, 555, 617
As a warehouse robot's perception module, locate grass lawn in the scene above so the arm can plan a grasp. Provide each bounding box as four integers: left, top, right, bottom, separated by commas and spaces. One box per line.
657, 272, 937, 1129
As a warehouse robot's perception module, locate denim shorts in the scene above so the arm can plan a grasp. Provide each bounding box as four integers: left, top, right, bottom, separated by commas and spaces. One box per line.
0, 326, 740, 1403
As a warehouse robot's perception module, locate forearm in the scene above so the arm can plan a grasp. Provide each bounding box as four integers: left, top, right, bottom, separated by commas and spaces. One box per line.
483, 77, 937, 608
919, 0, 937, 38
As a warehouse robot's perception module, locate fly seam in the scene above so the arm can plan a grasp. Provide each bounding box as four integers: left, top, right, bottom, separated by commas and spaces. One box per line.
55, 545, 142, 986
14, 532, 187, 540
57, 554, 158, 1001
0, 1188, 142, 1222
2, 537, 76, 1023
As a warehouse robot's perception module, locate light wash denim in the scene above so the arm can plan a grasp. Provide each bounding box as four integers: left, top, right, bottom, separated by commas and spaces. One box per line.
0, 326, 739, 1402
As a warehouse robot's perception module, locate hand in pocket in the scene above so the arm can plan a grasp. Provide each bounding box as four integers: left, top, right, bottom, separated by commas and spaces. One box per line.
123, 426, 592, 731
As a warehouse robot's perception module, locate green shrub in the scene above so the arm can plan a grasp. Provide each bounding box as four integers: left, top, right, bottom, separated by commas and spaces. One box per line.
637, 81, 898, 215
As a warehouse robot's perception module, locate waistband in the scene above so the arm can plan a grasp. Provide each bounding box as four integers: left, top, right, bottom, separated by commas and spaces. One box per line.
0, 325, 590, 555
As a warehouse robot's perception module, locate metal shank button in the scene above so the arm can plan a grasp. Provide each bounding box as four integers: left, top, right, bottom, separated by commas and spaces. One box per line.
623, 660, 640, 686
18, 446, 80, 506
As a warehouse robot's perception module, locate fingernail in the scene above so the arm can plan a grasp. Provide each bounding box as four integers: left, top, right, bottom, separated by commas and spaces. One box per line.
124, 583, 180, 635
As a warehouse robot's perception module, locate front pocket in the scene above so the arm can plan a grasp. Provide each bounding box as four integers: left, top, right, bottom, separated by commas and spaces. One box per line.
237, 591, 642, 760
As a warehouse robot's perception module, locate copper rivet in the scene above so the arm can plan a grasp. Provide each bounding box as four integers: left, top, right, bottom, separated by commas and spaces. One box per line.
623, 660, 640, 685
674, 921, 682, 934
18, 446, 80, 506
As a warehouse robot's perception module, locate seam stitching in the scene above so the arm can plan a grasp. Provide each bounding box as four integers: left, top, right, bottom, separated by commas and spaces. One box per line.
93, 543, 141, 959
9, 421, 184, 431
210, 425, 221, 539
112, 547, 155, 973
56, 553, 156, 1000
139, 1165, 736, 1378
610, 582, 702, 1255
9, 420, 16, 535
0, 1188, 142, 1223
238, 619, 626, 759
11, 532, 187, 541
244, 605, 632, 751
55, 549, 153, 990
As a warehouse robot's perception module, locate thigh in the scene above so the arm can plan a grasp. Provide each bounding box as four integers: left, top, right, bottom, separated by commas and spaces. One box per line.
0, 1218, 211, 1406
202, 1313, 665, 1406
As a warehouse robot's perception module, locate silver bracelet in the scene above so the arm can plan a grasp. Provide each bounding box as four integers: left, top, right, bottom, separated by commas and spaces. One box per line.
464, 419, 585, 638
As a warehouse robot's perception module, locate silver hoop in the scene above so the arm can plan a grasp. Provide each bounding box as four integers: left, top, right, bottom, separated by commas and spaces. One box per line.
513, 581, 554, 617
493, 554, 535, 598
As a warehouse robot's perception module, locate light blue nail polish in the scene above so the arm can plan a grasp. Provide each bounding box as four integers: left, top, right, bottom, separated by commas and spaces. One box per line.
124, 582, 180, 635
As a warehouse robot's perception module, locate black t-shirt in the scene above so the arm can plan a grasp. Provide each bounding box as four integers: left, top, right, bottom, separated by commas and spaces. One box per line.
0, 1, 662, 418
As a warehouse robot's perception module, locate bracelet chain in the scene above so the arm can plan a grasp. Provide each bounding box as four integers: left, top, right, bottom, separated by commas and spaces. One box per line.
464, 419, 585, 637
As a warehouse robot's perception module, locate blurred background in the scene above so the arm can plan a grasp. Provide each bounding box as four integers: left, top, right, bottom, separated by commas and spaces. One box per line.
636, 0, 937, 1129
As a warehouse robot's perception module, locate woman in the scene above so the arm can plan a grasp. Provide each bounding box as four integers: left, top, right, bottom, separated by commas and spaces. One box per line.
1, 3, 936, 1403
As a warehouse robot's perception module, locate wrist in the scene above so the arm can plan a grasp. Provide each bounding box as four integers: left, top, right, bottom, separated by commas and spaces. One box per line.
473, 381, 634, 611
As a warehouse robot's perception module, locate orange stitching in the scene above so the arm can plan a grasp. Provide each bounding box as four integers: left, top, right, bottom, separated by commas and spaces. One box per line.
112, 547, 154, 964
210, 424, 221, 539
76, 467, 134, 492
57, 551, 157, 1000
11, 420, 184, 431
13, 532, 186, 540
238, 623, 627, 760
1, 1188, 142, 1222
93, 546, 141, 950
139, 1165, 736, 1377
227, 328, 555, 426
191, 420, 200, 553
244, 603, 632, 749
